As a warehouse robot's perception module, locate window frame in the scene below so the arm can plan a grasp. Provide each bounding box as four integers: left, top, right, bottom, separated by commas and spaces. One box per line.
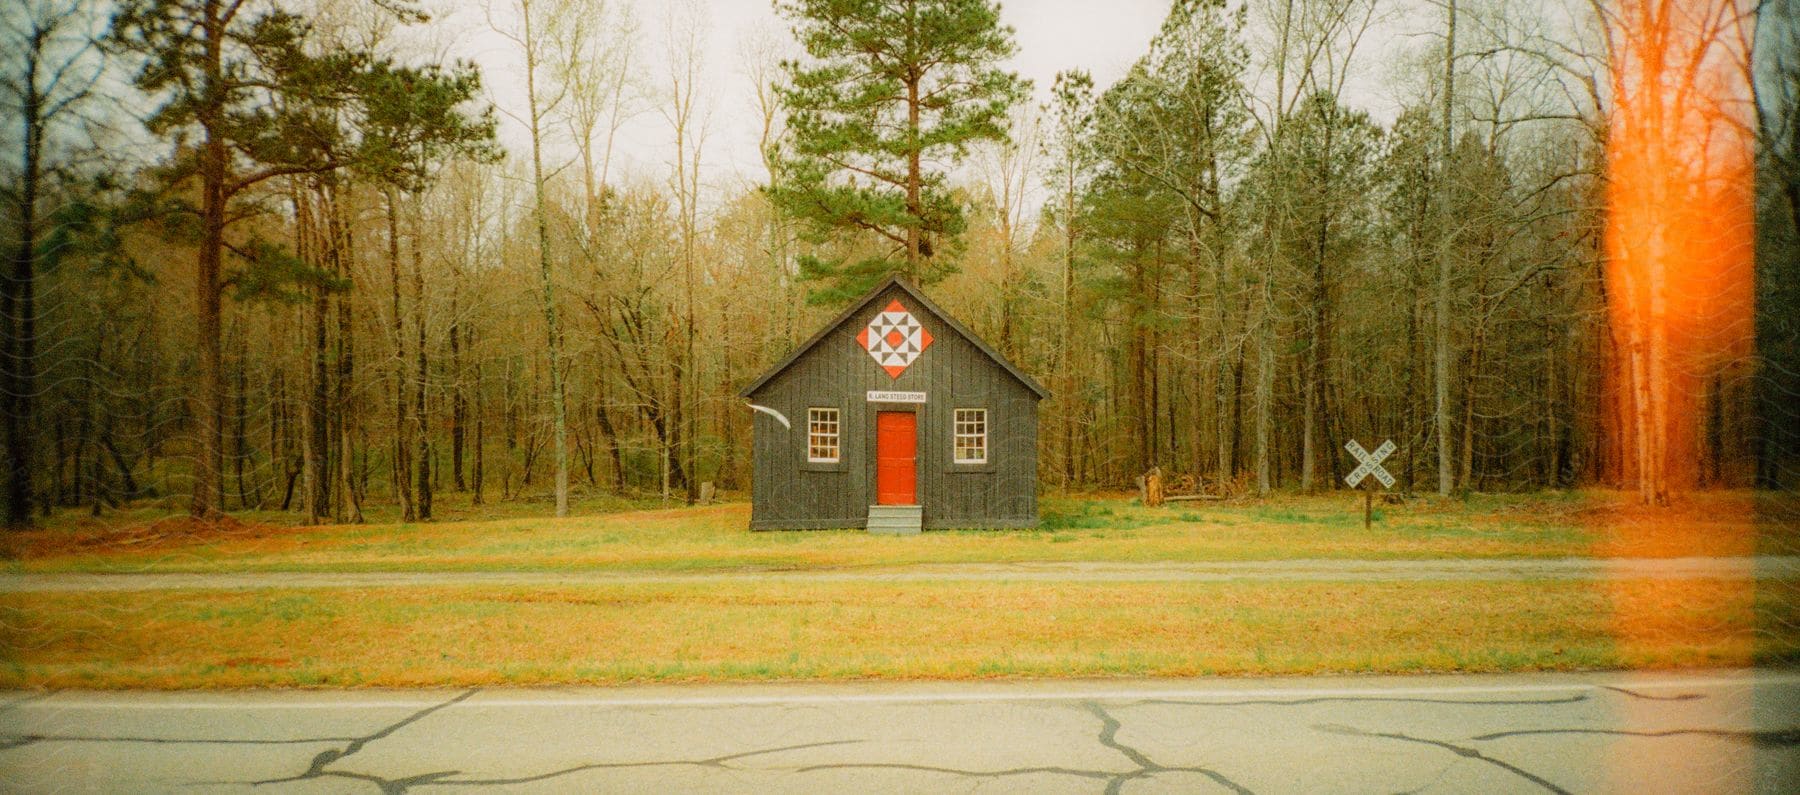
806, 407, 842, 464
953, 408, 988, 465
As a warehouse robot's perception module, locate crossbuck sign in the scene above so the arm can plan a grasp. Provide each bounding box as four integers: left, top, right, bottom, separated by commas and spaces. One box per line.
1344, 439, 1396, 489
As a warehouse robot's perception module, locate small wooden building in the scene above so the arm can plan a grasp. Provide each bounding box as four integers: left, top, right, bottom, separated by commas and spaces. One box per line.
740, 275, 1048, 533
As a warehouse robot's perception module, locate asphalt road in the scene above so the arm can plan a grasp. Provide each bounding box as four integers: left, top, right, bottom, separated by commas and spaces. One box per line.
3, 670, 1798, 793
5, 555, 1798, 592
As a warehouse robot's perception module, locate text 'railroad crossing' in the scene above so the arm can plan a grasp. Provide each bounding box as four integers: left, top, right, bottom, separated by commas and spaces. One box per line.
1345, 439, 1396, 489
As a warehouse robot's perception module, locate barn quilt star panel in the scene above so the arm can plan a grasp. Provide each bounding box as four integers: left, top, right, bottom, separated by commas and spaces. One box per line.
856, 299, 934, 378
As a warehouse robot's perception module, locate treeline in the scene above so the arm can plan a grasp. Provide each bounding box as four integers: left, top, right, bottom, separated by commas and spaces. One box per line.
5, 0, 1798, 527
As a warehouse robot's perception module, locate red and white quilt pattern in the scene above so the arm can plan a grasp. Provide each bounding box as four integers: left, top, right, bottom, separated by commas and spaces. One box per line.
856, 299, 933, 378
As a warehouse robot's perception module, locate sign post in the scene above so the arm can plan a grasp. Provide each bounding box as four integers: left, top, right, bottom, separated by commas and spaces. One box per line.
1344, 439, 1396, 529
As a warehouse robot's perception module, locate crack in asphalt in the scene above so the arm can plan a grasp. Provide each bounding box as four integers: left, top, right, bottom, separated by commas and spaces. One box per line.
792, 702, 1258, 793
4, 679, 1784, 792
795, 760, 1117, 781
229, 692, 863, 792
439, 740, 863, 786
1315, 723, 1573, 794
251, 689, 477, 793
1087, 702, 1159, 771
1392, 759, 1458, 795
294, 768, 462, 794
1599, 685, 1704, 701
1471, 727, 1800, 747
1086, 702, 1257, 795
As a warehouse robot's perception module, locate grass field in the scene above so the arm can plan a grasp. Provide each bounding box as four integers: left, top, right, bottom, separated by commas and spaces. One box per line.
5, 489, 1796, 689
5, 489, 1796, 575
4, 578, 1795, 689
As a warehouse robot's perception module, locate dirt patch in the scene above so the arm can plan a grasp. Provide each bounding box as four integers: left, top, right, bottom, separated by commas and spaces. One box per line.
2, 515, 302, 560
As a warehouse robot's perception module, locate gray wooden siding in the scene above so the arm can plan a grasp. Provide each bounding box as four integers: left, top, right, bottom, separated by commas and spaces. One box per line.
747, 284, 1039, 530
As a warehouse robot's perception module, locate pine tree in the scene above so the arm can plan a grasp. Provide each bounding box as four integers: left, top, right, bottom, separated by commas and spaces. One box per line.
770, 0, 1027, 303
110, 0, 492, 519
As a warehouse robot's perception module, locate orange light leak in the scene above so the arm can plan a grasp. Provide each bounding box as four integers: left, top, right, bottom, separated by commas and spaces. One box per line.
1601, 0, 1757, 505
1598, 5, 1763, 789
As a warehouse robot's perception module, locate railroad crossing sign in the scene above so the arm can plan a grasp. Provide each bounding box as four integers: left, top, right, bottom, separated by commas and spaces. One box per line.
1345, 439, 1396, 490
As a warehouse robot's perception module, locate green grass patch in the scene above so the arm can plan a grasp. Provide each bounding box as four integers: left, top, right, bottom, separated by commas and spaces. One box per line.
4, 578, 1794, 689
6, 490, 1795, 575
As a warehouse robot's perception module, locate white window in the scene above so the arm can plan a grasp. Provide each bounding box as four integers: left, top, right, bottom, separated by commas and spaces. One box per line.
808, 408, 840, 462
954, 408, 987, 463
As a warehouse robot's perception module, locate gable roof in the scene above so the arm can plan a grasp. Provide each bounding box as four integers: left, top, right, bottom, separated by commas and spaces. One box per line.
739, 274, 1050, 400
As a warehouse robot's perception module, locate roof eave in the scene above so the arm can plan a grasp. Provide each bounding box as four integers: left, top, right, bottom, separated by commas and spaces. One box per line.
737, 274, 1050, 401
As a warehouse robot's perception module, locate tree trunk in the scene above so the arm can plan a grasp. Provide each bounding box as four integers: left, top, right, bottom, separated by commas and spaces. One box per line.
1545, 317, 1563, 486
385, 189, 414, 521
904, 72, 923, 271
233, 326, 250, 508
1404, 282, 1421, 492
666, 363, 689, 496
521, 5, 570, 517
1460, 322, 1486, 489
1433, 0, 1460, 498
449, 285, 466, 492
333, 184, 361, 524
1302, 146, 1333, 493
1230, 350, 1245, 476
1255, 0, 1293, 497
1061, 169, 1078, 489
681, 211, 697, 505
3, 42, 43, 529
1704, 373, 1723, 487
413, 202, 431, 520
302, 185, 331, 523
596, 370, 623, 492
191, 97, 227, 520
1255, 272, 1275, 495
472, 351, 485, 506
1129, 258, 1152, 472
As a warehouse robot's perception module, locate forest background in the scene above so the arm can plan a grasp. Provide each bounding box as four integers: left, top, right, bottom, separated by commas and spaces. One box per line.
3, 0, 1798, 528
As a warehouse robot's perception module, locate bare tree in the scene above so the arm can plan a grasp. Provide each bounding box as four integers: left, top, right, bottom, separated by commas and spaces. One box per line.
661, 0, 711, 504
0, 0, 106, 528
489, 0, 572, 516
1241, 0, 1381, 493
544, 0, 641, 495
976, 104, 1041, 360
742, 21, 800, 345
1042, 69, 1096, 489
1434, 0, 1460, 496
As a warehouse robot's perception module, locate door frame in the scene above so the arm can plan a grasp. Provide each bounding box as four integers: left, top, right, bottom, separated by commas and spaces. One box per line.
866, 402, 922, 507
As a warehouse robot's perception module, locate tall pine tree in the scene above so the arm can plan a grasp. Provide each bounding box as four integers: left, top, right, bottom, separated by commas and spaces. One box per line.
770, 0, 1026, 302
110, 0, 493, 519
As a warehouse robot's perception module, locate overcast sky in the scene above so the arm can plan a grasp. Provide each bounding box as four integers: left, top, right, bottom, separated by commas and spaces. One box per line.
432, 1, 1205, 194
431, 0, 1434, 202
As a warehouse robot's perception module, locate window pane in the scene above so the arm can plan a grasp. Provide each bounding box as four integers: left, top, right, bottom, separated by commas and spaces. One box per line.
954, 408, 986, 463
808, 408, 839, 462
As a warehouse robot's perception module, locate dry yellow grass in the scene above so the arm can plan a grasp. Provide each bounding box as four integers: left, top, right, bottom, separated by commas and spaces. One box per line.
4, 578, 1794, 689
6, 490, 1795, 575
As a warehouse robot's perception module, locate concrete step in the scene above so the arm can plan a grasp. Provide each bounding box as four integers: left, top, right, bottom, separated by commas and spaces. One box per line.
866, 505, 922, 535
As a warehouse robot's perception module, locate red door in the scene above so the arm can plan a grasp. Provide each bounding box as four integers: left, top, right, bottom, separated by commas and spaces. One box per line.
875, 412, 918, 505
